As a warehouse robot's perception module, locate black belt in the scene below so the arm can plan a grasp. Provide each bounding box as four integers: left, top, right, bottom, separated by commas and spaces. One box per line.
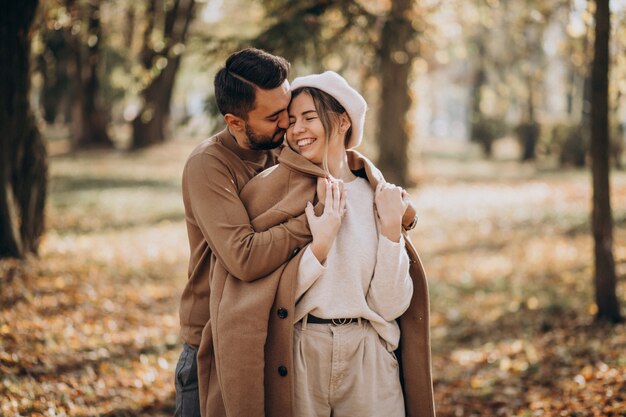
306, 315, 365, 325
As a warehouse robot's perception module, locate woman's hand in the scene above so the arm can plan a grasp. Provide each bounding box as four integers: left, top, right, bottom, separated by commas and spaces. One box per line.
315, 175, 344, 203
374, 182, 407, 243
305, 178, 346, 263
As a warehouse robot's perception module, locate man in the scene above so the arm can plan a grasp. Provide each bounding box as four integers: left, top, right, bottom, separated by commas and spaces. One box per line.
174, 48, 314, 417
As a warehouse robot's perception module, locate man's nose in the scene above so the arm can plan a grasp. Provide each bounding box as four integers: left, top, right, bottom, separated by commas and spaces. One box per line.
277, 110, 289, 129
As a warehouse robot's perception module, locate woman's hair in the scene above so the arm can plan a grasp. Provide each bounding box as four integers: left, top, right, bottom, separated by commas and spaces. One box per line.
290, 87, 353, 174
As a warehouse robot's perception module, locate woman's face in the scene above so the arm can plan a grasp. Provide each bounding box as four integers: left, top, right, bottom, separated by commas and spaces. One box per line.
286, 93, 327, 164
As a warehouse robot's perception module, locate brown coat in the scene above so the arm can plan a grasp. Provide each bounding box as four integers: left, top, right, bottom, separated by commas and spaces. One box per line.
197, 145, 435, 417
179, 128, 313, 348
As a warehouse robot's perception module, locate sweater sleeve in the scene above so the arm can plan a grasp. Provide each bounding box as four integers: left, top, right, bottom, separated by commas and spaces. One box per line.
366, 234, 413, 321
295, 245, 326, 301
184, 152, 312, 282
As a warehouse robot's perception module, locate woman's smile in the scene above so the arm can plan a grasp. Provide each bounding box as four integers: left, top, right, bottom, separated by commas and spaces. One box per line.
296, 137, 317, 148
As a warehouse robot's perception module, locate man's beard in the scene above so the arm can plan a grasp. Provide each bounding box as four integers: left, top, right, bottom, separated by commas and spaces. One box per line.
245, 124, 285, 150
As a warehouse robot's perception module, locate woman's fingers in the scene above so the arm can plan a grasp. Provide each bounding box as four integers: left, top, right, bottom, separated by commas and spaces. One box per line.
316, 178, 347, 218
332, 181, 340, 210
304, 201, 315, 223
379, 182, 403, 199
337, 179, 345, 195
395, 185, 403, 199
316, 177, 327, 202
339, 187, 347, 216
324, 178, 333, 208
402, 189, 410, 202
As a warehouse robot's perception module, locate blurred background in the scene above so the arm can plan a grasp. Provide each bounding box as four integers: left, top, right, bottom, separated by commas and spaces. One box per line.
1, 0, 626, 415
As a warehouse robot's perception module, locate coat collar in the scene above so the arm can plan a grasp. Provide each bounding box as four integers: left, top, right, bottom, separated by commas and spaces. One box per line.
277, 145, 327, 177
278, 145, 386, 188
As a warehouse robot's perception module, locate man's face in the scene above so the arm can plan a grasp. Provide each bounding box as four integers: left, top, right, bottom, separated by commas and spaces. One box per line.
242, 80, 291, 150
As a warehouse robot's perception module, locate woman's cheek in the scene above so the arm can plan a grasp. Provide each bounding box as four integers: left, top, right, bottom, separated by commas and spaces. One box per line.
285, 133, 300, 153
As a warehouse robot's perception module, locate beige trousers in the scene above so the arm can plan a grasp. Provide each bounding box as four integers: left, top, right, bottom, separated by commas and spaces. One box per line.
293, 317, 405, 417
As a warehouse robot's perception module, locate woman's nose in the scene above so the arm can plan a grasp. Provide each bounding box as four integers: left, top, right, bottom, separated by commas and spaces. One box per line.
292, 119, 305, 133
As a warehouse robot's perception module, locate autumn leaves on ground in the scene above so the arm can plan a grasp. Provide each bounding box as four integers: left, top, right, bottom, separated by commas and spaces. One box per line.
1, 141, 625, 417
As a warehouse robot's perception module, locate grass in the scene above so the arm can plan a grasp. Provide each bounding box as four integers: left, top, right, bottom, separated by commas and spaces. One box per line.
1, 138, 625, 416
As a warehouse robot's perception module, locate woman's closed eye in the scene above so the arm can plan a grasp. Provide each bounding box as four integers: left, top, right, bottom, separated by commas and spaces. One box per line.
288, 116, 317, 126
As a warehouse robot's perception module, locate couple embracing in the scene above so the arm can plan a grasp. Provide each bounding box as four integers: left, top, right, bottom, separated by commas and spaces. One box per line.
175, 48, 435, 417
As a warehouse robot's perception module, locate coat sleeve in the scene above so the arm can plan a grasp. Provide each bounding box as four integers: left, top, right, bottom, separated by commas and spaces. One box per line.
366, 235, 413, 321
184, 152, 311, 282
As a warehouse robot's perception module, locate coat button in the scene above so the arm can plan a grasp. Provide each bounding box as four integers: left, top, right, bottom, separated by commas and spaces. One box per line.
277, 308, 288, 319
278, 366, 288, 377
290, 247, 301, 259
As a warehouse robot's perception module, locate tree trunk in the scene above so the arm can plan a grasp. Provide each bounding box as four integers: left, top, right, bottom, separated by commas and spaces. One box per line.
469, 39, 492, 157
469, 65, 486, 138
376, 0, 416, 186
0, 0, 48, 258
519, 121, 539, 161
611, 90, 623, 170
132, 0, 196, 149
66, 0, 86, 147
590, 0, 622, 323
568, 9, 595, 167
68, 0, 113, 148
124, 3, 136, 51
81, 0, 112, 147
565, 65, 576, 117
38, 27, 73, 124
520, 74, 539, 161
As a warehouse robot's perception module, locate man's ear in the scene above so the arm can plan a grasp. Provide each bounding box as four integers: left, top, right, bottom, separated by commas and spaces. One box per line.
224, 113, 245, 132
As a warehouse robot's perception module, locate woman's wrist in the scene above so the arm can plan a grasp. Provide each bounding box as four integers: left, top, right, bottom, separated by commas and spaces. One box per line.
311, 239, 331, 263
379, 220, 402, 243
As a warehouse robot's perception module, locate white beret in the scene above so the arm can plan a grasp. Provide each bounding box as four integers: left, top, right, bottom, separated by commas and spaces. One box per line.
290, 71, 367, 149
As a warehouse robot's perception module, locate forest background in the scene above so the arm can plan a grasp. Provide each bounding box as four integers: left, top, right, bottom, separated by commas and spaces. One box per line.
1, 0, 626, 415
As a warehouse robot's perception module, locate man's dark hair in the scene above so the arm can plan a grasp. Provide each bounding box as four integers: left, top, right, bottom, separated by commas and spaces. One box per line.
214, 48, 290, 119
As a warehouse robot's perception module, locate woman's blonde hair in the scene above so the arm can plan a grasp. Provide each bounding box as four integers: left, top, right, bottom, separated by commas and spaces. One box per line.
290, 87, 352, 174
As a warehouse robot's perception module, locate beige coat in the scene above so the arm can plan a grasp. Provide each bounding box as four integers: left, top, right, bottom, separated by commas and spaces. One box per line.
197, 145, 435, 417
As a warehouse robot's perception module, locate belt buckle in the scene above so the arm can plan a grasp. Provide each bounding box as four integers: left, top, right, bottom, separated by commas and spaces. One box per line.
331, 318, 352, 326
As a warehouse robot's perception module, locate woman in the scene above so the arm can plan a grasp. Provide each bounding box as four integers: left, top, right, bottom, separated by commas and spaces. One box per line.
289, 72, 415, 417
236, 71, 435, 417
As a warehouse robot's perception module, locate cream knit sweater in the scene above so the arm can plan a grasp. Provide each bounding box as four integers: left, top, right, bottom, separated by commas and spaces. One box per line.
295, 177, 413, 351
